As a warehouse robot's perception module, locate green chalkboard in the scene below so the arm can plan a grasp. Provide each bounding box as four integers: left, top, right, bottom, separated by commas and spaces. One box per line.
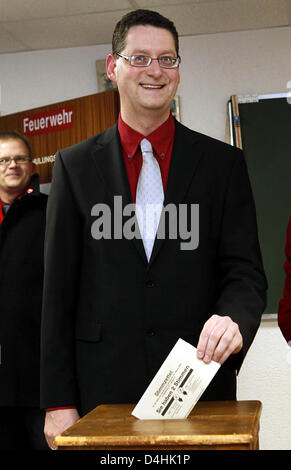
236, 97, 291, 314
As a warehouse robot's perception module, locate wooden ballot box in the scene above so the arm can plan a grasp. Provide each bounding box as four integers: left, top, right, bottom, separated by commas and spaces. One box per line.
54, 401, 262, 450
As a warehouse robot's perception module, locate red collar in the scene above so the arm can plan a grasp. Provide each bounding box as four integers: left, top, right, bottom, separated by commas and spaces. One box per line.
0, 185, 34, 206
0, 180, 35, 224
118, 113, 175, 162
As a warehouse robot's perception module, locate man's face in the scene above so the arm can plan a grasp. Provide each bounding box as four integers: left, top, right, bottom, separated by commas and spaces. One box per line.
0, 138, 35, 196
107, 25, 180, 119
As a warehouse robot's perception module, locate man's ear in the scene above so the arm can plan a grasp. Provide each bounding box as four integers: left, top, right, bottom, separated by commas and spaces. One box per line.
30, 161, 36, 175
106, 54, 117, 84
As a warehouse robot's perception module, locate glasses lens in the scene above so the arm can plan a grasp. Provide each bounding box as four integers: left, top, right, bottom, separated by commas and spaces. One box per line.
159, 57, 179, 68
0, 157, 30, 165
131, 55, 151, 67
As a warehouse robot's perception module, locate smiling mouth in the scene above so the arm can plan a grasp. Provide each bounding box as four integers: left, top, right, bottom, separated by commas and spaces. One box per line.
141, 84, 164, 89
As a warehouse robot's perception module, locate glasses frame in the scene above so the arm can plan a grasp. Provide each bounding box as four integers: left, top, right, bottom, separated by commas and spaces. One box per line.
0, 156, 32, 167
114, 52, 181, 69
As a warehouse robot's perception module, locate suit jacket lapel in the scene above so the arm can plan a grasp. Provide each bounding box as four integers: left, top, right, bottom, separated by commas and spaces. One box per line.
91, 125, 131, 205
148, 121, 204, 267
91, 124, 148, 264
164, 121, 204, 206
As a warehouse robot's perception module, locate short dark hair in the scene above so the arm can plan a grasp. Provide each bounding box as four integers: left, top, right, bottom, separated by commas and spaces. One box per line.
112, 9, 179, 56
0, 130, 32, 159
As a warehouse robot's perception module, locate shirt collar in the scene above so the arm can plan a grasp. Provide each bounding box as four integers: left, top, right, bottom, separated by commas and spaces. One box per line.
118, 113, 175, 161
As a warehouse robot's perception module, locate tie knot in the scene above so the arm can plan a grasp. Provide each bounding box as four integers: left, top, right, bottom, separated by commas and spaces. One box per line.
140, 138, 153, 154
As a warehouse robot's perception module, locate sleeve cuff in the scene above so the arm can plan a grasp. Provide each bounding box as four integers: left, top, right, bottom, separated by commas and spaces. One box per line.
46, 405, 77, 411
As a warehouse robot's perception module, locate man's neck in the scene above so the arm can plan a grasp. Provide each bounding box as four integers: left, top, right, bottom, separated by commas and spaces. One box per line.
120, 108, 170, 136
0, 189, 21, 205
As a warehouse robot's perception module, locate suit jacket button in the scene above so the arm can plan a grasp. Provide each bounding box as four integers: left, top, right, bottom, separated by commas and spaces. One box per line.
146, 329, 155, 336
146, 280, 155, 288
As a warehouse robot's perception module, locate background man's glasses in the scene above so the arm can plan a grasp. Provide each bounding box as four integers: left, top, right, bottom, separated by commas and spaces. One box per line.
0, 156, 32, 166
114, 52, 181, 68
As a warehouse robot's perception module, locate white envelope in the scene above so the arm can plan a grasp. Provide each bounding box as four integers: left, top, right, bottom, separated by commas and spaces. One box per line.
132, 338, 220, 420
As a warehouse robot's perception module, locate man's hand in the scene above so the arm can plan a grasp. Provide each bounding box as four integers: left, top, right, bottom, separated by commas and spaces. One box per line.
197, 314, 243, 365
44, 408, 80, 450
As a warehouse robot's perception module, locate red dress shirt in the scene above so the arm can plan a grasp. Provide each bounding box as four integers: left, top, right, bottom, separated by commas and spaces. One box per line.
278, 217, 291, 342
0, 200, 5, 224
118, 112, 175, 202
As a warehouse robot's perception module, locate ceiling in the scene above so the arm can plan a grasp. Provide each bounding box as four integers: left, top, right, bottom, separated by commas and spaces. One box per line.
1, 0, 291, 54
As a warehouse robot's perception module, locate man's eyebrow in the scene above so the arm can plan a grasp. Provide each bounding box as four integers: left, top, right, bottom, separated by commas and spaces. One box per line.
129, 49, 176, 56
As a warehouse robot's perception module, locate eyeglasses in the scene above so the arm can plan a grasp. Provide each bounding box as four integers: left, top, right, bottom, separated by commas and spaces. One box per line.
0, 156, 32, 166
114, 52, 181, 69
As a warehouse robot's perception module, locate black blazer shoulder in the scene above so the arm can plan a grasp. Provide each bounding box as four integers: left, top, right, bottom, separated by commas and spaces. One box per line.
55, 120, 244, 182
58, 125, 118, 161
175, 119, 243, 159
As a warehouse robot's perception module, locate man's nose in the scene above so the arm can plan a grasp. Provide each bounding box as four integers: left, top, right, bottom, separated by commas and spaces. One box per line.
146, 59, 163, 76
8, 158, 17, 167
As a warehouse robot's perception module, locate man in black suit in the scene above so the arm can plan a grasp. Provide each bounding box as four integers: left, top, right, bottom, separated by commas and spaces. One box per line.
41, 10, 267, 449
0, 131, 48, 450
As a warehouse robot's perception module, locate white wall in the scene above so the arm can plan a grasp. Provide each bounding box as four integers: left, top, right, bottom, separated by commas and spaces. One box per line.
0, 25, 290, 450
179, 26, 291, 141
0, 43, 111, 115
238, 318, 291, 450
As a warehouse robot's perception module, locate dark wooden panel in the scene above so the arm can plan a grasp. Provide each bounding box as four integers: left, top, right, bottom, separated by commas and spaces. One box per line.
0, 89, 120, 184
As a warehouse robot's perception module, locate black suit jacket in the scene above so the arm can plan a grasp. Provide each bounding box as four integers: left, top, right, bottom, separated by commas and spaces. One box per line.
0, 175, 47, 406
40, 121, 267, 415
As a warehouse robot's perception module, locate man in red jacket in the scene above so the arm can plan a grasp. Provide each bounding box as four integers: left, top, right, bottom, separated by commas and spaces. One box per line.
278, 217, 291, 343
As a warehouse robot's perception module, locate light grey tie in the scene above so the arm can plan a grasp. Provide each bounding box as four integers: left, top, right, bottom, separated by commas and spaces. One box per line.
136, 138, 164, 261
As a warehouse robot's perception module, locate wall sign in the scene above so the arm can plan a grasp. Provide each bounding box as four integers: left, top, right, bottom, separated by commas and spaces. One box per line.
23, 106, 74, 136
